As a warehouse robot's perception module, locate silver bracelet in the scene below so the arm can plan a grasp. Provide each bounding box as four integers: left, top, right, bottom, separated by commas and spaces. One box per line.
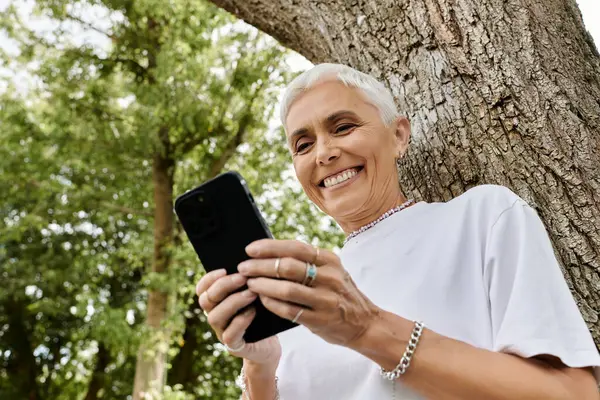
236, 366, 280, 400
380, 320, 425, 380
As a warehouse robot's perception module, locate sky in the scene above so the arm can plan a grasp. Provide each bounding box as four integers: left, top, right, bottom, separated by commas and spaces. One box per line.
577, 0, 600, 46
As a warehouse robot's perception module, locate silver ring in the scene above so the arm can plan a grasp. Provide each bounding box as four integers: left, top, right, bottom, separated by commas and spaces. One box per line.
302, 262, 310, 285
203, 310, 209, 317
275, 257, 281, 279
306, 263, 317, 286
225, 341, 246, 353
292, 308, 304, 324
303, 263, 317, 286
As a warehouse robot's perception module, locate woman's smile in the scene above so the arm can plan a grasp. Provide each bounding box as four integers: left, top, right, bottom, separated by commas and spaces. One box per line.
320, 166, 364, 191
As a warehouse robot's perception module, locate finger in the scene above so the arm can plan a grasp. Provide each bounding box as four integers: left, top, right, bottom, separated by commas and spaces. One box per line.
207, 289, 258, 332
245, 239, 337, 267
247, 277, 336, 309
199, 291, 217, 313
221, 307, 256, 350
260, 295, 318, 325
238, 257, 305, 282
196, 268, 227, 297
205, 273, 247, 305
199, 273, 247, 313
239, 258, 339, 288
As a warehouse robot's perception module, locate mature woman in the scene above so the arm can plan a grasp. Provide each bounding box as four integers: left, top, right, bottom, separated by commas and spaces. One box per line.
196, 63, 600, 400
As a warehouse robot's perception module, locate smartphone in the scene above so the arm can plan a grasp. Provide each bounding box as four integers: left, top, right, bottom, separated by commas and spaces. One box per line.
174, 171, 298, 343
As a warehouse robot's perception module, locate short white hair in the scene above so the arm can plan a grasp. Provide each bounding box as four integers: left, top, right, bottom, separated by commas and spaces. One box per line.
279, 63, 399, 130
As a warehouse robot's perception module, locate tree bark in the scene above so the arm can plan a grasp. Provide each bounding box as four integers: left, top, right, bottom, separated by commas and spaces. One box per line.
208, 0, 600, 341
132, 125, 175, 399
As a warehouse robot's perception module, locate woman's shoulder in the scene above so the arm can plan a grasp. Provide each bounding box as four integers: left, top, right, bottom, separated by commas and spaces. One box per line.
448, 184, 525, 212
435, 184, 528, 229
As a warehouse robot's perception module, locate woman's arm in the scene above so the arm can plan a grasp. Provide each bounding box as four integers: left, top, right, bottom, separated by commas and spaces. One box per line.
351, 310, 599, 400
243, 359, 279, 400
240, 232, 600, 400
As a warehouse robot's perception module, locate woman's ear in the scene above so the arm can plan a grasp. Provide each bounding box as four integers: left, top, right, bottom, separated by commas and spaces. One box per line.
394, 117, 411, 156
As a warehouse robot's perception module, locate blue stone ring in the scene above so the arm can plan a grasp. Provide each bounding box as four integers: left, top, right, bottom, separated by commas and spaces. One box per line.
302, 262, 318, 287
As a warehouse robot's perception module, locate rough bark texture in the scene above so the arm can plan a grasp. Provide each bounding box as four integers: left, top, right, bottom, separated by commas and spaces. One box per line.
209, 0, 600, 342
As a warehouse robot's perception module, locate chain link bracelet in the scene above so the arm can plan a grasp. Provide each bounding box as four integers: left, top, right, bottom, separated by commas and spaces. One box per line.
236, 366, 280, 400
380, 320, 425, 381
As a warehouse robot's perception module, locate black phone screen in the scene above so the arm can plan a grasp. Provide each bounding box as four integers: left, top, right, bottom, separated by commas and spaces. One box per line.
174, 171, 298, 342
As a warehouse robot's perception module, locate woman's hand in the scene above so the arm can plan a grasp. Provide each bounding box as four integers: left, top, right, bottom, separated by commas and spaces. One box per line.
196, 270, 282, 368
238, 239, 381, 347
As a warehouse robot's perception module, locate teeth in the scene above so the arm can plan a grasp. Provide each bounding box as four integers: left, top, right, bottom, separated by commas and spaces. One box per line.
324, 169, 358, 188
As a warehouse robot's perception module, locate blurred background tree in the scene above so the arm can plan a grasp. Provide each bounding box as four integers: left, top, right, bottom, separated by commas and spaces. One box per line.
0, 0, 341, 398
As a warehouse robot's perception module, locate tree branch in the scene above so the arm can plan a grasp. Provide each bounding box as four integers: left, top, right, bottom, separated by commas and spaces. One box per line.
207, 114, 251, 177
175, 38, 253, 156
59, 45, 149, 82
64, 13, 116, 40
111, 57, 149, 80
207, 0, 327, 62
207, 79, 267, 177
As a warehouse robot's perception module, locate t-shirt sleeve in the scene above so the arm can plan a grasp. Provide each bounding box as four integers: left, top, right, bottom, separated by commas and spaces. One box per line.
484, 197, 600, 378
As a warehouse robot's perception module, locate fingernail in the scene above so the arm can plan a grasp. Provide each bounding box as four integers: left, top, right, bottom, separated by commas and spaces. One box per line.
245, 242, 260, 256
246, 278, 255, 287
237, 262, 249, 274
243, 290, 256, 298
244, 307, 255, 315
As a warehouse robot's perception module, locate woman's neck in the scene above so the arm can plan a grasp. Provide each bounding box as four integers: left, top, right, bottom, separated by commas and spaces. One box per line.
338, 192, 410, 235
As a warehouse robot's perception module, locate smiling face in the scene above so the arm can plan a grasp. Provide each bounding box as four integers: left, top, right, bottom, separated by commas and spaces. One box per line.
285, 80, 410, 232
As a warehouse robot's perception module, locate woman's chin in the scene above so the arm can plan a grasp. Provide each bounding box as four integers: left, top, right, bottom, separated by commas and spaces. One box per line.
323, 194, 367, 221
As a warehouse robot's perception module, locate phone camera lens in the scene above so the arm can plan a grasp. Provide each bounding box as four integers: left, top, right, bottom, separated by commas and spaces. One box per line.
197, 196, 204, 203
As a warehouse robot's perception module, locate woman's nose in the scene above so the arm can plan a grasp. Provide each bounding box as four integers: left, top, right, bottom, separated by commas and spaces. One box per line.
315, 139, 341, 166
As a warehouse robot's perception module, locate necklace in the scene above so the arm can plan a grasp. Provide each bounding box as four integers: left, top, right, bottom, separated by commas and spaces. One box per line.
343, 199, 415, 245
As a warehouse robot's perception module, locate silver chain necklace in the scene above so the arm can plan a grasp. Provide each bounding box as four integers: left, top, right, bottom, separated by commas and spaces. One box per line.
343, 199, 415, 245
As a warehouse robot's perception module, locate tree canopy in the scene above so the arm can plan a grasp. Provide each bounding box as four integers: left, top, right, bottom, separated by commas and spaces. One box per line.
0, 0, 342, 398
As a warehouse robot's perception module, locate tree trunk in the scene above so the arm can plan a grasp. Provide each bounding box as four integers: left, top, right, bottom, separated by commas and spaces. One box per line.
208, 0, 600, 341
167, 301, 200, 388
4, 299, 40, 400
84, 343, 110, 400
132, 127, 175, 399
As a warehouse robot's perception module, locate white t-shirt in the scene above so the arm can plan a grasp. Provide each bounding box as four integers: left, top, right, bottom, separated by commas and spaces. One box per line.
275, 184, 600, 399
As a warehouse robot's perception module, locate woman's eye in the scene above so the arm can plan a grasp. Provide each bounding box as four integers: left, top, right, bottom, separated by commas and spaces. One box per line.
296, 142, 312, 153
335, 124, 354, 133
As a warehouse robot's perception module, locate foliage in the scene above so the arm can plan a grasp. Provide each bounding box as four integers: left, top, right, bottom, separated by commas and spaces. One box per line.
0, 0, 342, 398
